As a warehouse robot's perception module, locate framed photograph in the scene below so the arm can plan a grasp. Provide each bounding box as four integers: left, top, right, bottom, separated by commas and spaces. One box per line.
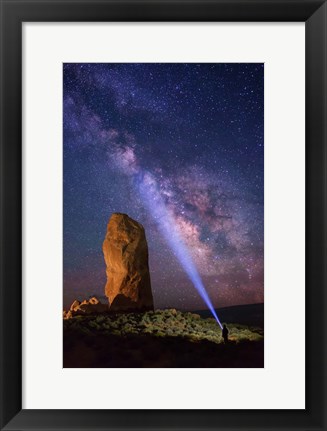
62, 61, 265, 369
0, 0, 326, 430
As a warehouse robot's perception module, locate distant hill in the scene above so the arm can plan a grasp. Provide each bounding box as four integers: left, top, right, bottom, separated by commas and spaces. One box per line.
193, 303, 264, 328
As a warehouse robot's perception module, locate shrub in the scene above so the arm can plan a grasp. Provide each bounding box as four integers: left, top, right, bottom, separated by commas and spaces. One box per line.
95, 315, 106, 324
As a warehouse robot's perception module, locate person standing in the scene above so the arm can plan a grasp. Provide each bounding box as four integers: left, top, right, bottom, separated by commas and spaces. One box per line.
222, 324, 229, 344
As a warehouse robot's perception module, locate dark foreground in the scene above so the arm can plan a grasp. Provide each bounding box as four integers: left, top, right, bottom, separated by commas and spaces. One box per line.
63, 308, 264, 368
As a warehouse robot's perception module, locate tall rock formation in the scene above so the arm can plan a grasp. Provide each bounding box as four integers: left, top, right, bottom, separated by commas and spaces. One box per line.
102, 213, 154, 311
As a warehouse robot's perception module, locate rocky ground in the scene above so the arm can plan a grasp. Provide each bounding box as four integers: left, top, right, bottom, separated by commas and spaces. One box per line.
63, 308, 264, 368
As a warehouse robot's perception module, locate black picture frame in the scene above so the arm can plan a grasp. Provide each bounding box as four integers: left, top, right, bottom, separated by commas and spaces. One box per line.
0, 1, 326, 430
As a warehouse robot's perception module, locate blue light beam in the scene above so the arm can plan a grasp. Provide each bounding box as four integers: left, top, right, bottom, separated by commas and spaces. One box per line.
135, 172, 223, 329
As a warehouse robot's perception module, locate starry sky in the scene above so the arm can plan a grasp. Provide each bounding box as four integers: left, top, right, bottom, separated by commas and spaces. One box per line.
63, 63, 264, 310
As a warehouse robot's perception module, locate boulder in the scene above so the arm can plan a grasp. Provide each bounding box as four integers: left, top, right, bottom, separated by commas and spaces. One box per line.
63, 310, 73, 319
78, 302, 108, 314
65, 297, 108, 318
102, 213, 153, 311
89, 296, 99, 305
80, 300, 89, 306
70, 300, 80, 311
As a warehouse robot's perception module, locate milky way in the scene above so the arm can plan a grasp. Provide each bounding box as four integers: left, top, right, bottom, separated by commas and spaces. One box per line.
63, 63, 264, 310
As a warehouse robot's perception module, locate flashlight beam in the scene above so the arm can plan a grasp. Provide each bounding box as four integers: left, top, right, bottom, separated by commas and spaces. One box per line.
136, 172, 223, 329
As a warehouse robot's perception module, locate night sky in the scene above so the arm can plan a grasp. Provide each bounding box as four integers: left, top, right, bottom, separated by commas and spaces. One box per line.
63, 63, 264, 310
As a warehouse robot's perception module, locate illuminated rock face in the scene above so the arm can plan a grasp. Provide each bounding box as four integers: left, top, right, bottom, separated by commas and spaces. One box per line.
102, 213, 153, 311
63, 297, 108, 319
